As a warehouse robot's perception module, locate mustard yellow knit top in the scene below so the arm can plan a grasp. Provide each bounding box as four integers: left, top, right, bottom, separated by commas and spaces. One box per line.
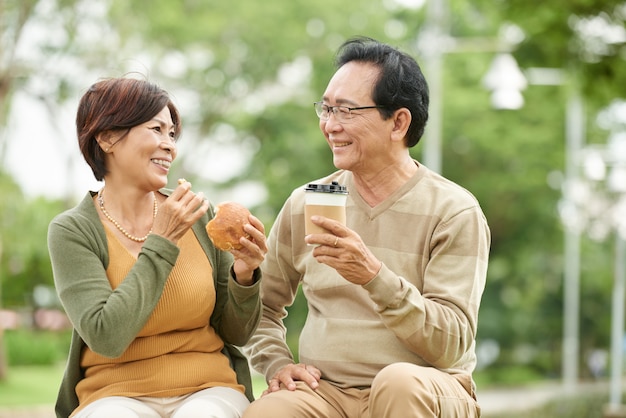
73, 227, 243, 415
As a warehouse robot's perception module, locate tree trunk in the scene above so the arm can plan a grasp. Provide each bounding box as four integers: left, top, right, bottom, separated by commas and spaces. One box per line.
0, 331, 6, 381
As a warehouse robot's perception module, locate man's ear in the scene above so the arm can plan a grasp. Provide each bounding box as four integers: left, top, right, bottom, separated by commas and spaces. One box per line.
391, 108, 411, 142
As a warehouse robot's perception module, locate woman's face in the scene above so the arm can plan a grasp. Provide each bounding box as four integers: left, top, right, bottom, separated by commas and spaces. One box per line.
106, 106, 177, 191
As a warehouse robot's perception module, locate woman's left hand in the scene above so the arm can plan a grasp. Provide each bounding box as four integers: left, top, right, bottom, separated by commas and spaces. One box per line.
230, 214, 267, 286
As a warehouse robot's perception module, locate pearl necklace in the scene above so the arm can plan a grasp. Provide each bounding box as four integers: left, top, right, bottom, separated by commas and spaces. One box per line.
97, 188, 158, 242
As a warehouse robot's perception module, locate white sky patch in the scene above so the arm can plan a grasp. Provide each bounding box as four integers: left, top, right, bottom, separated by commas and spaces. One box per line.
180, 123, 258, 184
384, 0, 426, 11
6, 92, 100, 202
395, 0, 426, 8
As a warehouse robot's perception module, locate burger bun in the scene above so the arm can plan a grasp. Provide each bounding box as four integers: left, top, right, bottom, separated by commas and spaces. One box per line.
206, 201, 251, 251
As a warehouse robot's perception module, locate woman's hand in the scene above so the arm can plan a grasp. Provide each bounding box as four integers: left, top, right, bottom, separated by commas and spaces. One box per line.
152, 181, 209, 243
230, 214, 267, 286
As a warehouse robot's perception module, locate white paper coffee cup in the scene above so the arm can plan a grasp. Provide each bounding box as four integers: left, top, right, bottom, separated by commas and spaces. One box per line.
304, 181, 348, 236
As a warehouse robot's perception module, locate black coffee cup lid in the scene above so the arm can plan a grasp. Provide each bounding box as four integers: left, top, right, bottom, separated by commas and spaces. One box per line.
305, 181, 348, 194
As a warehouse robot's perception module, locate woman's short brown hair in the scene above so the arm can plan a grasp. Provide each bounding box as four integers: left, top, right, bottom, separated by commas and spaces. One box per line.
76, 77, 181, 181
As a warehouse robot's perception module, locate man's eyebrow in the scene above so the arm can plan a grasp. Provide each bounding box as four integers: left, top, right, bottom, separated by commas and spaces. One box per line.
320, 97, 358, 106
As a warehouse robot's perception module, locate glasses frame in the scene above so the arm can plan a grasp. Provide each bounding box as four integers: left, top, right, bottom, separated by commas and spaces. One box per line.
314, 101, 385, 122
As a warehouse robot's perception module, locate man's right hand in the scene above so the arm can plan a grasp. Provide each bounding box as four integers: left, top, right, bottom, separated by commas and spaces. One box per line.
263, 363, 322, 396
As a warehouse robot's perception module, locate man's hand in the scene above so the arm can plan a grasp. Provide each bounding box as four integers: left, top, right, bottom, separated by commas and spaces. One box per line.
305, 216, 382, 285
263, 363, 322, 396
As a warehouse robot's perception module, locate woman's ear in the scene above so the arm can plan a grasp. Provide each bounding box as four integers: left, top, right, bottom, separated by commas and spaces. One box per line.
390, 108, 411, 142
96, 131, 114, 153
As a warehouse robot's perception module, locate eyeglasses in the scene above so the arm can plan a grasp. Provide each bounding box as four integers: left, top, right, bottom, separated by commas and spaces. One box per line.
314, 101, 385, 123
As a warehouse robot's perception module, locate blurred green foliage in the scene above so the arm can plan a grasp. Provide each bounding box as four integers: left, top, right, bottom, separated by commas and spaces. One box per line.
0, 173, 67, 307
0, 0, 624, 388
0, 364, 64, 406
4, 329, 70, 366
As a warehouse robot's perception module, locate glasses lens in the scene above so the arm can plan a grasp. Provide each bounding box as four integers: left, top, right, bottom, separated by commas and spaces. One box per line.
314, 102, 327, 120
314, 103, 356, 122
335, 106, 351, 122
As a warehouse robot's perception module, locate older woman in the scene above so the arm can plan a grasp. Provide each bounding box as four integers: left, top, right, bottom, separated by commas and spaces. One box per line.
48, 77, 266, 418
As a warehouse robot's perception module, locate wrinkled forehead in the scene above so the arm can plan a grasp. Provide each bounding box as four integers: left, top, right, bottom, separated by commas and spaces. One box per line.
322, 62, 380, 105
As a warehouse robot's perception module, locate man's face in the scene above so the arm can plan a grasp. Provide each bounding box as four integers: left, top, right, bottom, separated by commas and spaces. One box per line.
319, 62, 396, 174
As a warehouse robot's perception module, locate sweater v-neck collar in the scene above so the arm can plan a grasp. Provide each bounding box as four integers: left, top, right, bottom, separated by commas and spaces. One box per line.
347, 161, 425, 220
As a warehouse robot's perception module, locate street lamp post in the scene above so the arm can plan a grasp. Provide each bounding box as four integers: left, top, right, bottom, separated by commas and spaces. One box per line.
418, 0, 584, 392
417, 0, 523, 173
609, 233, 625, 416
418, 0, 447, 174
570, 124, 626, 416
562, 91, 585, 392
484, 64, 585, 391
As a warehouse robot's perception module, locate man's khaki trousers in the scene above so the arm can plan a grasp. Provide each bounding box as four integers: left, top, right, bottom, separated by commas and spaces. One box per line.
243, 362, 480, 418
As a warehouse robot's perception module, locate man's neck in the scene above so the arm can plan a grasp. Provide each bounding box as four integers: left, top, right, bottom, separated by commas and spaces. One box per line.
352, 157, 418, 207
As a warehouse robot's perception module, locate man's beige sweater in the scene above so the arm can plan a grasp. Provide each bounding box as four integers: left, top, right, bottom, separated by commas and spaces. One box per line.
244, 163, 490, 389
